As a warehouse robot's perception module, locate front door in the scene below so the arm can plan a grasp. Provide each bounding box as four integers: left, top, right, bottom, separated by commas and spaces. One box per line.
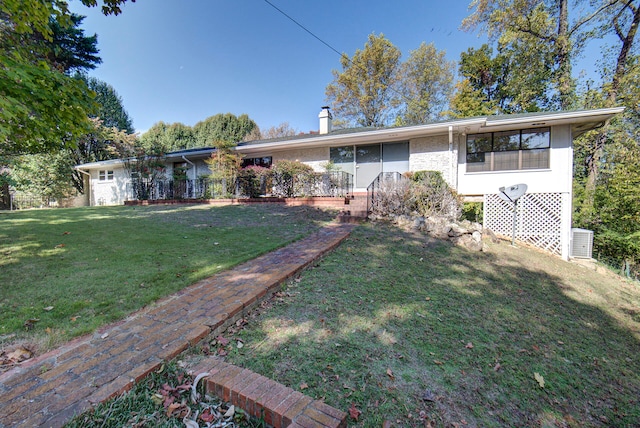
356, 144, 382, 188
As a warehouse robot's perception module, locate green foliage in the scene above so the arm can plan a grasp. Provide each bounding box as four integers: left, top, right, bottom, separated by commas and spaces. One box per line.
594, 229, 640, 278
0, 0, 132, 155
406, 170, 461, 219
271, 160, 315, 197
81, 75, 134, 132
325, 33, 402, 127
10, 152, 77, 201
140, 121, 196, 152
193, 113, 258, 147
461, 202, 484, 223
398, 42, 455, 124
237, 166, 272, 198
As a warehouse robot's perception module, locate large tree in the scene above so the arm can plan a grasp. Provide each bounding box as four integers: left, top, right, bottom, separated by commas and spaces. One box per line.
325, 33, 402, 127
462, 0, 624, 110
450, 42, 553, 116
193, 113, 258, 147
0, 0, 132, 155
397, 42, 456, 125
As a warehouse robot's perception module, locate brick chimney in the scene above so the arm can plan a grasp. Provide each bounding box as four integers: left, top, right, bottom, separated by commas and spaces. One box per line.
318, 106, 332, 135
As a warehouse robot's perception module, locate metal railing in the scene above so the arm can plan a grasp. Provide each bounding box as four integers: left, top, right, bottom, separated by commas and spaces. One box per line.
130, 171, 354, 201
366, 172, 408, 215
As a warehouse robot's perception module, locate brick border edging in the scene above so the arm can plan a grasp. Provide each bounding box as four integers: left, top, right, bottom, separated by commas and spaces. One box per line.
189, 357, 347, 428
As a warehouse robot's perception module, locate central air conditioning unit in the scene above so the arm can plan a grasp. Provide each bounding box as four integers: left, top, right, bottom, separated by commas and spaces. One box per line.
571, 228, 593, 259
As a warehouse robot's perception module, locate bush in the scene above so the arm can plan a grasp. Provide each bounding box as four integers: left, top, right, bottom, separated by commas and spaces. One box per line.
370, 170, 461, 220
594, 229, 640, 279
461, 202, 483, 223
237, 166, 272, 198
271, 160, 315, 197
406, 171, 461, 220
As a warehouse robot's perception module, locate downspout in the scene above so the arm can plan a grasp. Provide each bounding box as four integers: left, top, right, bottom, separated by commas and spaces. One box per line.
448, 126, 455, 187
75, 168, 93, 207
181, 156, 196, 180
182, 156, 196, 198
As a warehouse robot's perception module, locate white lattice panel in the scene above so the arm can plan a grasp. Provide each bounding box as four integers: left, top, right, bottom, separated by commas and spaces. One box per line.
484, 193, 564, 256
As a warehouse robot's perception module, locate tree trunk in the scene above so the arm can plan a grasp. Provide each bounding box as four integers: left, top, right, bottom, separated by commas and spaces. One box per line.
608, 1, 640, 104
556, 0, 573, 110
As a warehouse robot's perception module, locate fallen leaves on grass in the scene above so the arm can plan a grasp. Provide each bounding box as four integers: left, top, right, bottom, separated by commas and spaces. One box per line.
534, 372, 545, 388
348, 403, 362, 421
386, 368, 395, 380
23, 318, 39, 330
1, 346, 34, 365
43, 306, 54, 311
299, 382, 309, 390
465, 342, 474, 349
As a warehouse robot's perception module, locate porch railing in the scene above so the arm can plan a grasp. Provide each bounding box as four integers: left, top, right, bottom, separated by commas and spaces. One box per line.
130, 171, 354, 201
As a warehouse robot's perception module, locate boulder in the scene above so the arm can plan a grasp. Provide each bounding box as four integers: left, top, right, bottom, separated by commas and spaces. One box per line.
452, 233, 484, 252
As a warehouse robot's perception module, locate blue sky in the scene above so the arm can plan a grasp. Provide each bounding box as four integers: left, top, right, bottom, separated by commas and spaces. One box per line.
70, 0, 605, 134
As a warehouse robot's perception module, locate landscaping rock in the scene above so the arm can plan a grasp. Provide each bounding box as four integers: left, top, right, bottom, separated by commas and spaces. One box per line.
386, 213, 485, 251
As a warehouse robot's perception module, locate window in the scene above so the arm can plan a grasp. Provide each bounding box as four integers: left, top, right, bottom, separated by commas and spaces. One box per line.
98, 170, 114, 181
241, 157, 272, 168
466, 127, 550, 172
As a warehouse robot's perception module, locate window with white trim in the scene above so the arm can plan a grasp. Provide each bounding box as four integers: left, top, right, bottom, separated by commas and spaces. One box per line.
466, 127, 550, 172
98, 170, 114, 181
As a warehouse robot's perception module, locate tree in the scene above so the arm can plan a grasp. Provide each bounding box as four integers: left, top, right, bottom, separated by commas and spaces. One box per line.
10, 152, 77, 201
0, 0, 132, 155
140, 121, 197, 152
450, 43, 552, 116
325, 33, 402, 127
42, 14, 101, 73
81, 75, 134, 133
260, 122, 298, 139
461, 0, 624, 110
397, 42, 455, 124
193, 113, 258, 147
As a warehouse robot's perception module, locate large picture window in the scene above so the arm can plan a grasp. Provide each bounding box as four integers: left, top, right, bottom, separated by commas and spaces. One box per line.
466, 127, 550, 172
241, 157, 272, 168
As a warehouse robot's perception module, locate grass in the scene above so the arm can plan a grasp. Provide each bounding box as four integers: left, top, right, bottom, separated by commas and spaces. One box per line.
219, 221, 640, 427
0, 203, 336, 353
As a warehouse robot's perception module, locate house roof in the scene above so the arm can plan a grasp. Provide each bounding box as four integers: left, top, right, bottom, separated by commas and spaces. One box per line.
75, 107, 624, 168
236, 107, 624, 155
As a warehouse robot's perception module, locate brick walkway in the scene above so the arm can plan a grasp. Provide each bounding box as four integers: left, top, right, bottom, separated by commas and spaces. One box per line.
0, 222, 356, 428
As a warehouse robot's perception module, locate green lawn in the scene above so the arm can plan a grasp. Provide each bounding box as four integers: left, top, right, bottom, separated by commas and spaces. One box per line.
0, 204, 336, 351
220, 222, 640, 427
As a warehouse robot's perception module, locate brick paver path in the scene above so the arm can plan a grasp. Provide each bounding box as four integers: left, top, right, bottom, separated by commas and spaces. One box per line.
0, 222, 355, 428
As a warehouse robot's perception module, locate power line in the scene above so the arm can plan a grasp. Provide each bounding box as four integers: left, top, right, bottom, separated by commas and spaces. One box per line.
261, 0, 346, 60
261, 0, 415, 111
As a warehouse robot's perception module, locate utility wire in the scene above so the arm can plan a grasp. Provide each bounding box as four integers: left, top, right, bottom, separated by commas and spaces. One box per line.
264, 0, 412, 112
261, 0, 415, 108
262, 0, 347, 60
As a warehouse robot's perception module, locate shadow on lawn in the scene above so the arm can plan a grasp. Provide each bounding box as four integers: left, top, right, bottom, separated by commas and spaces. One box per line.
227, 222, 640, 427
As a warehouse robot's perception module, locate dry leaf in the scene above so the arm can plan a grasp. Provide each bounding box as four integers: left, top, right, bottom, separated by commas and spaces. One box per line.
166, 402, 181, 417
534, 372, 545, 388
101, 333, 109, 339
433, 360, 444, 365
62, 231, 71, 235
55, 244, 65, 248
383, 421, 393, 428
216, 335, 229, 346
386, 368, 395, 379
223, 405, 235, 418
493, 363, 501, 372
348, 403, 362, 421
7, 346, 33, 363
465, 342, 474, 349
43, 306, 54, 311
299, 382, 309, 390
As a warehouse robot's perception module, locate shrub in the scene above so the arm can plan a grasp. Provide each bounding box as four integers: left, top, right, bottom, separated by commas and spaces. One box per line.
594, 229, 640, 279
370, 170, 461, 220
237, 166, 272, 198
271, 160, 315, 197
461, 202, 483, 223
407, 170, 461, 220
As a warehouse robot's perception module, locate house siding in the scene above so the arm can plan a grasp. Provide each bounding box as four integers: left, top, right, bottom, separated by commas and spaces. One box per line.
272, 147, 329, 172
90, 165, 130, 206
456, 124, 573, 196
409, 134, 456, 187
